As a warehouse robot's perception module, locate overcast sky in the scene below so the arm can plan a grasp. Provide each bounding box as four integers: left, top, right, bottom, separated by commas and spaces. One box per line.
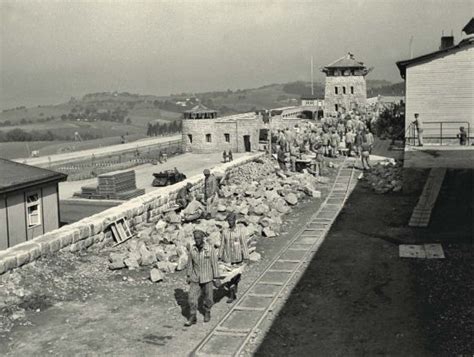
0, 0, 472, 108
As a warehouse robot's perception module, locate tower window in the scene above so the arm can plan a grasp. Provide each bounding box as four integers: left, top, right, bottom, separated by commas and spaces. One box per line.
224, 133, 230, 142
335, 86, 338, 95
343, 86, 346, 94
206, 134, 212, 142
351, 86, 354, 94
335, 104, 339, 112
187, 134, 193, 143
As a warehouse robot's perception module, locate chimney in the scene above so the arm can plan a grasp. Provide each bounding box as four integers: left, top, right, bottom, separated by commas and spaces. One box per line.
440, 35, 454, 50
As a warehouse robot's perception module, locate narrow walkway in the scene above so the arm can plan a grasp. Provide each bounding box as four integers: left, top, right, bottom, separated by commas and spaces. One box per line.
193, 159, 356, 357
15, 135, 182, 167
409, 168, 446, 227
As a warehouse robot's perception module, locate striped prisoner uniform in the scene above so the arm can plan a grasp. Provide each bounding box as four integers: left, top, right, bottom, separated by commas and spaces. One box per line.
187, 242, 220, 316
219, 226, 250, 292
219, 227, 250, 264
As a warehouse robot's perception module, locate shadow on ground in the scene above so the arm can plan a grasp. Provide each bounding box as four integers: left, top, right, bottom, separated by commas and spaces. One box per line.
254, 168, 473, 356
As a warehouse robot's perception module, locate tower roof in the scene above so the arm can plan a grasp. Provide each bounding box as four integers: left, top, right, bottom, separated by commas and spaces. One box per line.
184, 103, 217, 114
463, 17, 474, 35
322, 53, 366, 70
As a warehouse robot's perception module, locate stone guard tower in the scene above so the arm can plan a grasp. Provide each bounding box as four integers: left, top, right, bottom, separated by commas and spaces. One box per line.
322, 53, 370, 115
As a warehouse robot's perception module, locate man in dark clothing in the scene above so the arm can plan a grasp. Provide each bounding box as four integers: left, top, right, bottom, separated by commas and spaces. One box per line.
185, 230, 221, 326
177, 182, 193, 210
457, 126, 467, 145
277, 147, 287, 171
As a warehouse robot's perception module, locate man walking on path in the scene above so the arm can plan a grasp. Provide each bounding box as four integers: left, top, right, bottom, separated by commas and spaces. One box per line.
365, 129, 375, 153
219, 213, 250, 303
413, 113, 423, 146
360, 140, 371, 170
185, 230, 221, 326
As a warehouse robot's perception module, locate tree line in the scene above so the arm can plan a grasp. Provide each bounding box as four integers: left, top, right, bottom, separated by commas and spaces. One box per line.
60, 106, 131, 124
146, 121, 182, 136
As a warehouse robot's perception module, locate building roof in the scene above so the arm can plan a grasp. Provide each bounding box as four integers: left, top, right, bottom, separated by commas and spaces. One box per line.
323, 53, 366, 70
462, 17, 474, 35
396, 36, 474, 78
184, 103, 217, 114
301, 96, 320, 100
0, 158, 67, 195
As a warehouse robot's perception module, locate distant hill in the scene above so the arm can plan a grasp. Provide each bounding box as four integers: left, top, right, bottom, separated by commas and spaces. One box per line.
0, 79, 405, 135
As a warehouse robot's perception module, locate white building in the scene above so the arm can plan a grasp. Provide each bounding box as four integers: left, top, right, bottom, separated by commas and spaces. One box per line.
396, 25, 474, 144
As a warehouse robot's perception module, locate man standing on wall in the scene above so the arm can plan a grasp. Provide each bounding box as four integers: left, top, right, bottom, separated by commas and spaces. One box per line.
203, 169, 218, 203
185, 230, 221, 326
413, 113, 423, 146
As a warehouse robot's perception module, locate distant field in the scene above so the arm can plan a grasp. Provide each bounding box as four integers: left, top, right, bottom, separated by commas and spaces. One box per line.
128, 106, 181, 127
0, 103, 73, 123
0, 134, 147, 160
0, 100, 181, 137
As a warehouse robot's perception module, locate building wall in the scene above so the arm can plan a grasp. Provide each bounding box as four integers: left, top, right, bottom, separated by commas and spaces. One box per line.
182, 118, 262, 153
5, 192, 26, 247
405, 46, 474, 140
42, 184, 60, 232
0, 182, 60, 249
324, 75, 367, 115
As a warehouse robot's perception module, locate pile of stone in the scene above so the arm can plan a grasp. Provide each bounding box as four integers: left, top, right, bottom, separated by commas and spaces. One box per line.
362, 159, 403, 193
108, 156, 327, 282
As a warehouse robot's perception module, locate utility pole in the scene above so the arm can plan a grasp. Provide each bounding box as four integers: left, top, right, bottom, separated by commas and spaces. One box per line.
409, 36, 414, 59
311, 56, 314, 96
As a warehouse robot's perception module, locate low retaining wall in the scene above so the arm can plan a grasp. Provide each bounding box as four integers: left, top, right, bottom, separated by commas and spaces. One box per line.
0, 153, 265, 275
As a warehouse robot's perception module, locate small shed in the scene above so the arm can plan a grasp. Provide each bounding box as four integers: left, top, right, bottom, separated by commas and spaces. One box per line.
0, 158, 67, 250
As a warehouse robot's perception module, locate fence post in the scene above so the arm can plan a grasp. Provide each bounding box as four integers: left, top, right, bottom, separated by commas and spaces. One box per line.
440, 122, 443, 145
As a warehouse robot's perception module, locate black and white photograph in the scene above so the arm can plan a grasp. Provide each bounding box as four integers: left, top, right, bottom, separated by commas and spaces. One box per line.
0, 0, 473, 355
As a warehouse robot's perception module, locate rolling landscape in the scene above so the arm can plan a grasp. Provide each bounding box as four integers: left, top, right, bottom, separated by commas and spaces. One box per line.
0, 80, 404, 159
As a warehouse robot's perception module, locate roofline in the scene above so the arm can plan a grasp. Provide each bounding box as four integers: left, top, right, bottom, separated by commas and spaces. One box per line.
322, 54, 365, 70
396, 37, 474, 79
0, 158, 67, 195
0, 173, 67, 195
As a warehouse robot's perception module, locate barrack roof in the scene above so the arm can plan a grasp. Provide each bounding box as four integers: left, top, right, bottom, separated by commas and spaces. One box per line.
0, 158, 67, 195
462, 17, 474, 35
396, 36, 474, 78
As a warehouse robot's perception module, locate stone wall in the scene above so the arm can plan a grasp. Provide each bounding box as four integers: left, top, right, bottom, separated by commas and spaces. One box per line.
324, 75, 367, 115
182, 118, 262, 153
0, 153, 265, 275
270, 118, 308, 131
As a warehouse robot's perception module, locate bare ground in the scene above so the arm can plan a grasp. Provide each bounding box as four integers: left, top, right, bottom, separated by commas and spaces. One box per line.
0, 169, 337, 356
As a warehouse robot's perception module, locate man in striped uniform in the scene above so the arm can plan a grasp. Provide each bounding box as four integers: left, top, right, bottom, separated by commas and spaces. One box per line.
219, 213, 250, 303
185, 230, 222, 326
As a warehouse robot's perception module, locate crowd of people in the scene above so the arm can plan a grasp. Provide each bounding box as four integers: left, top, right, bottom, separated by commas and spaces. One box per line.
272, 111, 376, 171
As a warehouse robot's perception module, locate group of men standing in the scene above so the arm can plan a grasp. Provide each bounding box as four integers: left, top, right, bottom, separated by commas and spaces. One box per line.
274, 112, 376, 172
